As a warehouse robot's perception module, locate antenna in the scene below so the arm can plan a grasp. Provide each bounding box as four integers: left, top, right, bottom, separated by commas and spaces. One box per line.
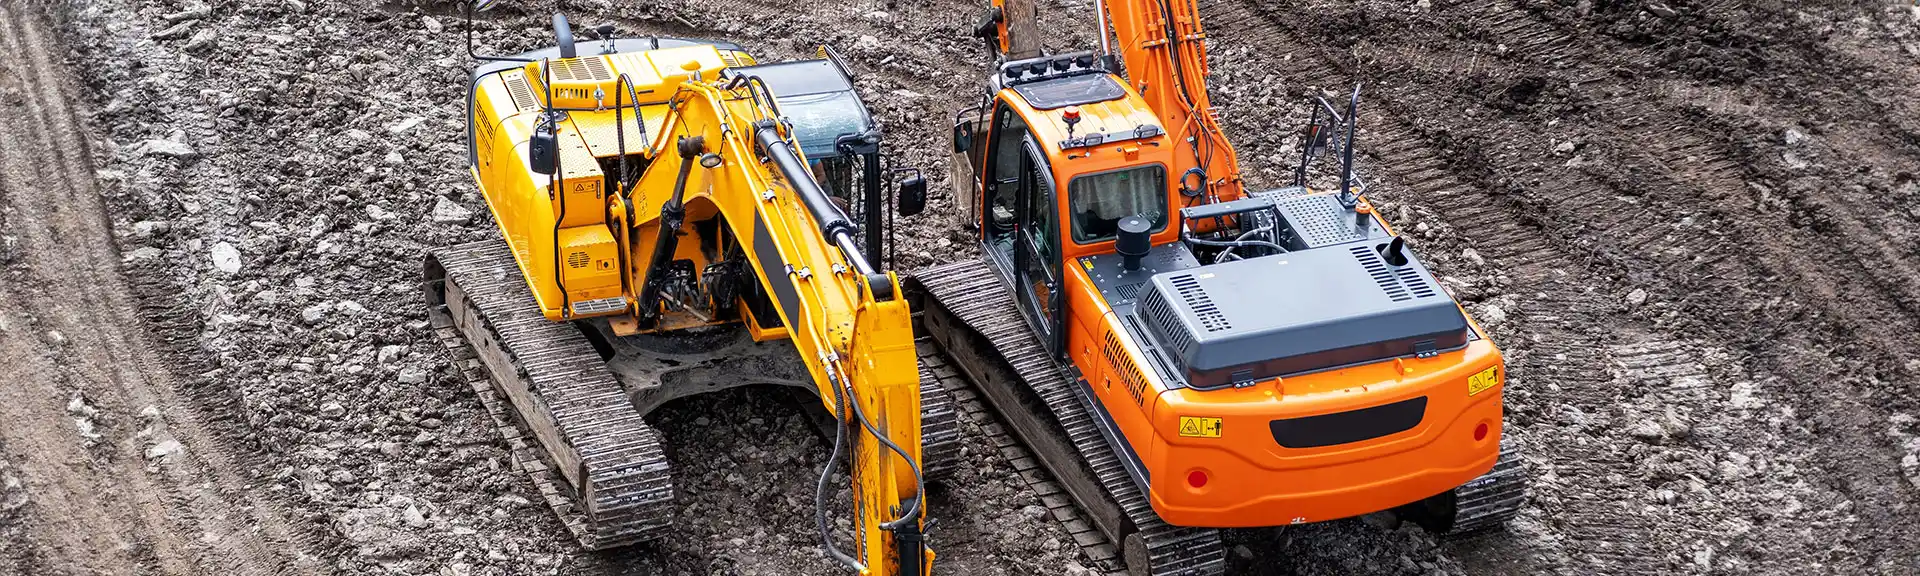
1338, 84, 1361, 208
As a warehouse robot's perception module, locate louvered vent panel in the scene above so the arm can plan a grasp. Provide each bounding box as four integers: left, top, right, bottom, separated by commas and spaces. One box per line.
1169, 274, 1231, 332
1350, 245, 1410, 302
1102, 330, 1150, 406
1139, 289, 1193, 357
504, 74, 538, 111
1397, 268, 1438, 298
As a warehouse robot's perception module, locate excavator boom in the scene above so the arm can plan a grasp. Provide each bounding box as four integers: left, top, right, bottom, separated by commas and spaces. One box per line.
1098, 0, 1245, 202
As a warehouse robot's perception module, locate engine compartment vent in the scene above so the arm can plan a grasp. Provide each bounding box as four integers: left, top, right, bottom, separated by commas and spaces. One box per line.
1102, 330, 1151, 406
504, 73, 538, 112
1139, 288, 1194, 357
1167, 274, 1231, 332
567, 251, 590, 269
549, 57, 613, 82
1349, 245, 1440, 302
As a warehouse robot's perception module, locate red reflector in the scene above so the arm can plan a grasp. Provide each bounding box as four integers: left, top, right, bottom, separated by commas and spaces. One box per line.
1187, 470, 1208, 488
1473, 422, 1489, 441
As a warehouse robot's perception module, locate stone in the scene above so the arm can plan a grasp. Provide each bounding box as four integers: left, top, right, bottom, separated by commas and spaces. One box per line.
210, 242, 242, 274
389, 117, 427, 135
377, 345, 406, 365
132, 220, 172, 237
123, 247, 163, 262
1553, 141, 1576, 155
146, 439, 184, 460
402, 504, 430, 529
163, 5, 212, 22
138, 138, 198, 160
398, 366, 429, 385
1478, 304, 1507, 325
301, 303, 328, 324
432, 197, 473, 224
150, 21, 194, 40
1625, 288, 1648, 307
1784, 128, 1808, 147
1020, 504, 1047, 519
185, 29, 218, 52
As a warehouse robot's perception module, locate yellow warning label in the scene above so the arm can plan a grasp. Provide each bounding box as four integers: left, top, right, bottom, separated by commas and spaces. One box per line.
1467, 366, 1501, 396
1178, 417, 1222, 438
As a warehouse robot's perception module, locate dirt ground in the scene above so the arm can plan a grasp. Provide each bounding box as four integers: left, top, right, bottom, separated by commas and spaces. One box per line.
2, 0, 1917, 574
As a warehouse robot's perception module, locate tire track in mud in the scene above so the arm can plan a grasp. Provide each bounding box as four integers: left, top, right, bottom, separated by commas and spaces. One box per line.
0, 3, 324, 574
1200, 0, 1914, 571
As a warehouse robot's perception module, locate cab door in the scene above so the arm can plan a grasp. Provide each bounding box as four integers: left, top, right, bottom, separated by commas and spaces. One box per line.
979, 102, 1029, 273
1012, 138, 1064, 355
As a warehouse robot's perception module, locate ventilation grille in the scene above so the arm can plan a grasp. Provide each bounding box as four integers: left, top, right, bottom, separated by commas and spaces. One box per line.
1281, 195, 1366, 247
567, 251, 590, 269
1350, 245, 1438, 302
549, 57, 613, 82
1113, 282, 1143, 301
555, 87, 596, 103
1352, 245, 1409, 302
1168, 274, 1231, 332
504, 73, 538, 111
1102, 330, 1150, 406
1139, 289, 1194, 357
1397, 267, 1438, 298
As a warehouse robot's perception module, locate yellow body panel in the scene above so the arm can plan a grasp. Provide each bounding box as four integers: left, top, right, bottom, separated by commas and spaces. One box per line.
467, 44, 926, 574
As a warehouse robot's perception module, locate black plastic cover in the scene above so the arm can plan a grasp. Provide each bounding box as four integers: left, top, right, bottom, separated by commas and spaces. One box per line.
1270, 396, 1427, 448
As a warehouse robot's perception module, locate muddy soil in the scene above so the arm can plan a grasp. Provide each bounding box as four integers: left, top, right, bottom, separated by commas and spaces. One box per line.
3, 0, 1917, 573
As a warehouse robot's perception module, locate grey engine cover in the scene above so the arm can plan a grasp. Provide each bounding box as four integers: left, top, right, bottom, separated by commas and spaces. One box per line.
1136, 241, 1470, 388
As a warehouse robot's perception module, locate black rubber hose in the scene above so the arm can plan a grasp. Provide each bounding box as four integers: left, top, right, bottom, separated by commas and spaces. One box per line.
1184, 233, 1286, 255
814, 373, 862, 570
839, 377, 925, 529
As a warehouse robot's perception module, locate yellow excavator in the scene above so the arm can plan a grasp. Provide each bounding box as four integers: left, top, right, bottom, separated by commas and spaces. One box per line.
423, 3, 949, 574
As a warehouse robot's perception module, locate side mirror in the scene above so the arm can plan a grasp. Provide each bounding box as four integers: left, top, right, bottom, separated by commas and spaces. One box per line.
896, 173, 927, 217
953, 122, 974, 154
529, 125, 558, 175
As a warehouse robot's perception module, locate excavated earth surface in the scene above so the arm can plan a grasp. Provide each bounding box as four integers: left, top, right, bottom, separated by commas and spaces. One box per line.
1, 0, 1917, 574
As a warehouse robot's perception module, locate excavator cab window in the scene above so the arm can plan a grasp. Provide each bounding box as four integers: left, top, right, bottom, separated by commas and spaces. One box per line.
1069, 165, 1168, 243
982, 104, 1032, 264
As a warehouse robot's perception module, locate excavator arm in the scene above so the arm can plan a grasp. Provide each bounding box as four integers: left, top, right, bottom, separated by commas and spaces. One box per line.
1101, 0, 1244, 203
619, 76, 929, 575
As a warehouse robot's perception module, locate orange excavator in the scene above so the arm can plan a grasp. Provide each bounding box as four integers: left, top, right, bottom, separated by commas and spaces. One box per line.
911, 0, 1527, 573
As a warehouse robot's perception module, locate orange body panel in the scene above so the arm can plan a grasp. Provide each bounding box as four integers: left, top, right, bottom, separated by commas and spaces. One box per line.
978, 75, 1506, 528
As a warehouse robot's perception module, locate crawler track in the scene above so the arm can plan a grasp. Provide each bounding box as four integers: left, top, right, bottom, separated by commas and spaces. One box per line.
911, 260, 1226, 576
425, 239, 673, 549
917, 339, 1124, 574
